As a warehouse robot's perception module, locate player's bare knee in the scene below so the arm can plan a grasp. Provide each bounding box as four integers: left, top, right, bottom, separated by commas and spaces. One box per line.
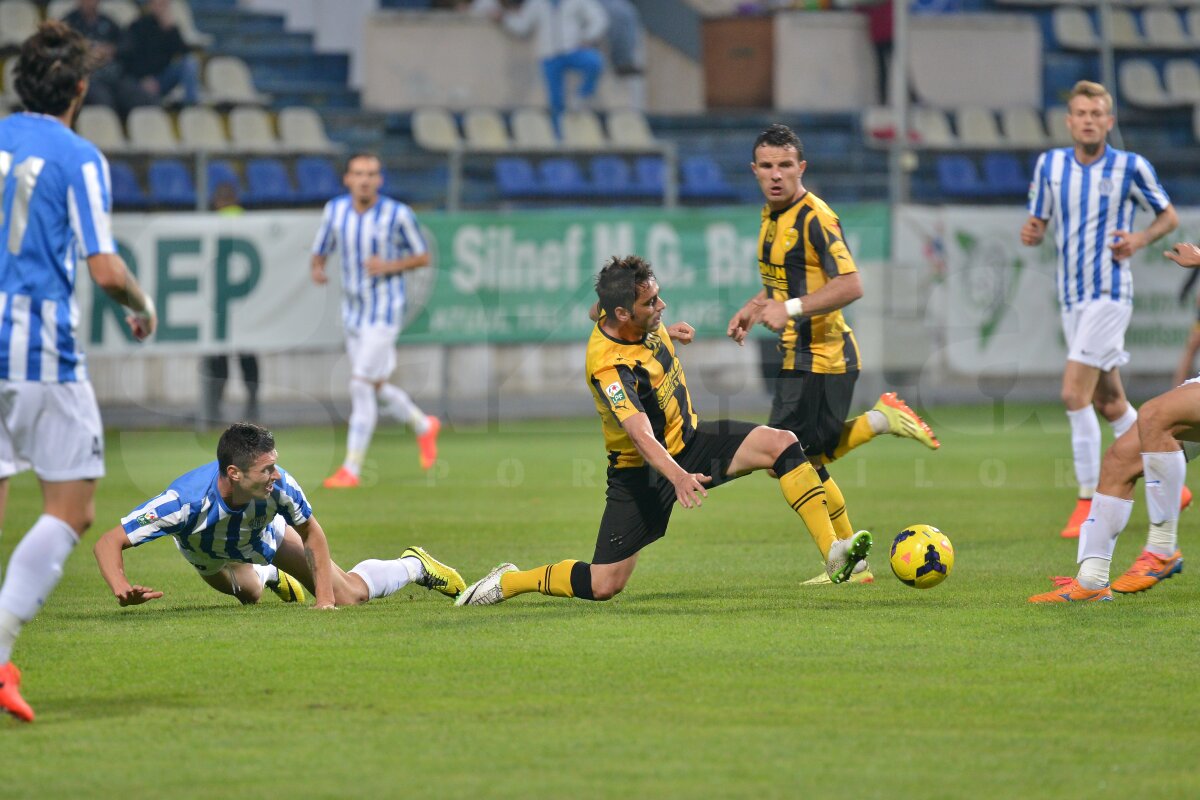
591, 573, 627, 601
234, 585, 262, 605
1138, 396, 1171, 435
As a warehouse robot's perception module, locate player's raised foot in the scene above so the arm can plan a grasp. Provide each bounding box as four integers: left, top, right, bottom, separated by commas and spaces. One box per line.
802, 559, 874, 586
417, 416, 441, 471
1181, 485, 1193, 511
826, 530, 872, 584
455, 563, 518, 607
1059, 498, 1091, 539
1028, 576, 1112, 603
322, 467, 360, 489
402, 546, 466, 599
0, 662, 34, 723
1112, 549, 1183, 594
873, 392, 940, 450
267, 570, 306, 603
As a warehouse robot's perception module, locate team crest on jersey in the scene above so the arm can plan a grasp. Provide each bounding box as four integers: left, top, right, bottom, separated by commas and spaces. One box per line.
605, 381, 627, 406
135, 511, 158, 526
1099, 178, 1114, 194
781, 227, 799, 250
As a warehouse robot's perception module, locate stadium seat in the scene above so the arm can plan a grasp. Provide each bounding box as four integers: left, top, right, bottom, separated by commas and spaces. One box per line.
278, 107, 339, 154
206, 159, 242, 198
148, 159, 197, 207
172, 0, 214, 48
561, 110, 607, 151
1189, 9, 1200, 46
412, 108, 461, 153
954, 107, 1003, 148
511, 108, 558, 150
295, 156, 342, 203
108, 161, 149, 209
981, 153, 1028, 196
0, 2, 39, 50
463, 109, 511, 152
936, 155, 984, 198
590, 155, 636, 198
1143, 8, 1189, 49
633, 156, 665, 195
1109, 9, 1143, 50
100, 0, 139, 27
75, 106, 129, 154
537, 158, 590, 197
243, 158, 295, 206
495, 157, 540, 198
1165, 59, 1200, 104
46, 0, 75, 21
1119, 60, 1176, 109
606, 109, 658, 151
912, 107, 956, 148
178, 106, 230, 152
999, 107, 1048, 149
203, 56, 268, 106
228, 106, 279, 153
127, 106, 179, 152
680, 155, 737, 201
1052, 7, 1096, 50
1044, 106, 1072, 147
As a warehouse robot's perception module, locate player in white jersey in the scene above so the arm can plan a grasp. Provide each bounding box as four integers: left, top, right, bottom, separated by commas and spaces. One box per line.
93, 423, 465, 607
1021, 81, 1179, 539
1030, 241, 1200, 602
311, 153, 440, 489
0, 22, 157, 723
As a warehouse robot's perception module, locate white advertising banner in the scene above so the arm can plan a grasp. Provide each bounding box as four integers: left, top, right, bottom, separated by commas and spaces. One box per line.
896, 204, 1200, 377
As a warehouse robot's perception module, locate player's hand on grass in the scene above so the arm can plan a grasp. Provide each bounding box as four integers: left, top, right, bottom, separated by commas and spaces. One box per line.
115, 584, 163, 606
666, 321, 695, 345
672, 470, 712, 509
312, 601, 338, 610
1165, 242, 1200, 268
1110, 230, 1146, 260
1020, 217, 1046, 246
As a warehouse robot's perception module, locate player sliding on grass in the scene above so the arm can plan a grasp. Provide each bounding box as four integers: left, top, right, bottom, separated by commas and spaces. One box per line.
1029, 242, 1200, 603
94, 423, 464, 609
455, 255, 872, 606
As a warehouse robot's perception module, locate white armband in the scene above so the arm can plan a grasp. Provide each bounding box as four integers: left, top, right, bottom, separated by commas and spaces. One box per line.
785, 297, 804, 318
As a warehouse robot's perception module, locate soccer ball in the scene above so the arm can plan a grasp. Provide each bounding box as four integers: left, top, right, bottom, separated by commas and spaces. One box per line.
889, 525, 954, 589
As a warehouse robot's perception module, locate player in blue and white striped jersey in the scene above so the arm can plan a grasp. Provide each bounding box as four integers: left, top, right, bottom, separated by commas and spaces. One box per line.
1022, 80, 1179, 540
93, 423, 464, 609
311, 153, 440, 489
0, 22, 157, 723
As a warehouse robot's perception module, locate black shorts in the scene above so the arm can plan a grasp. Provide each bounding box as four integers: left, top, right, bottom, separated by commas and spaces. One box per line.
768, 370, 858, 461
592, 419, 759, 565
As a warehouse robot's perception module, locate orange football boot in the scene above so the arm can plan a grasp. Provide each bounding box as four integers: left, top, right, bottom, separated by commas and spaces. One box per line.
1059, 498, 1091, 539
1112, 549, 1183, 594
1181, 485, 1193, 511
1028, 576, 1113, 603
0, 662, 34, 722
417, 416, 441, 470
322, 467, 360, 489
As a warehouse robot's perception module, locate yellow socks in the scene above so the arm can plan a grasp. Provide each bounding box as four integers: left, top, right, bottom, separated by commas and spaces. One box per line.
831, 414, 876, 462
821, 472, 854, 540
775, 444, 837, 558
500, 560, 588, 599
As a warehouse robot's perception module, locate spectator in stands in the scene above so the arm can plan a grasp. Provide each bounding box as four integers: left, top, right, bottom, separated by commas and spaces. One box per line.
855, 0, 893, 105
119, 0, 201, 106
200, 183, 261, 427
484, 0, 609, 135
61, 0, 149, 118
595, 0, 645, 110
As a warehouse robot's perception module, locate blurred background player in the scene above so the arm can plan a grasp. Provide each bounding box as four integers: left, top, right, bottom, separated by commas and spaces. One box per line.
726, 123, 939, 586
93, 423, 464, 608
1021, 81, 1178, 539
0, 22, 157, 722
1030, 240, 1200, 603
311, 153, 440, 488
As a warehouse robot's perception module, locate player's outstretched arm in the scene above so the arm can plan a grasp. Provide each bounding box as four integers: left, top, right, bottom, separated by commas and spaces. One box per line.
622, 413, 711, 508
1166, 242, 1200, 269
93, 526, 163, 606
727, 289, 767, 345
665, 321, 695, 345
87, 253, 156, 340
294, 516, 337, 609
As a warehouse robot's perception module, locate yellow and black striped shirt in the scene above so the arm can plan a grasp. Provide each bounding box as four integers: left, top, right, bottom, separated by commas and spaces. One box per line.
586, 321, 698, 469
758, 192, 861, 373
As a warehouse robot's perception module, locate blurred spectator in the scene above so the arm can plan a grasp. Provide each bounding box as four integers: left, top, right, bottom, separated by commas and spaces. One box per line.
62, 0, 149, 118
119, 0, 201, 106
200, 183, 261, 427
595, 0, 645, 110
856, 0, 893, 104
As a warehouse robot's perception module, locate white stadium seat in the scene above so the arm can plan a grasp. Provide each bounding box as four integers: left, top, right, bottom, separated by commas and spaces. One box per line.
127, 106, 180, 152
204, 56, 268, 105
560, 110, 607, 151
1165, 59, 1200, 104
178, 106, 230, 152
911, 107, 956, 149
277, 107, 339, 153
1044, 106, 1073, 147
1053, 7, 1097, 50
412, 108, 461, 153
1118, 59, 1176, 109
228, 106, 279, 153
606, 109, 658, 151
0, 2, 39, 50
463, 108, 511, 152
75, 106, 129, 154
1000, 107, 1048, 149
954, 107, 1003, 148
511, 108, 557, 150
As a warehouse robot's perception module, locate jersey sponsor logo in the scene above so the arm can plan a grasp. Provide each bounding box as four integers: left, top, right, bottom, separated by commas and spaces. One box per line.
136, 511, 158, 526
605, 381, 627, 406
653, 359, 684, 410
781, 227, 800, 250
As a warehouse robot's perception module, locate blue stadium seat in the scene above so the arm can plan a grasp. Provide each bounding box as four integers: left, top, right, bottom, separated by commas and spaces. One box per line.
633, 156, 664, 196
680, 155, 737, 202
295, 157, 341, 204
109, 161, 148, 210
243, 158, 296, 206
590, 155, 637, 198
981, 153, 1029, 196
147, 159, 197, 207
495, 157, 539, 199
207, 160, 243, 198
936, 155, 984, 198
537, 158, 590, 198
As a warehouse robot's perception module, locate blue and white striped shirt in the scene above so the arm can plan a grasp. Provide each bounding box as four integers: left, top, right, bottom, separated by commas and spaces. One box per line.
0, 112, 116, 382
121, 461, 312, 565
312, 194, 427, 329
1028, 145, 1171, 310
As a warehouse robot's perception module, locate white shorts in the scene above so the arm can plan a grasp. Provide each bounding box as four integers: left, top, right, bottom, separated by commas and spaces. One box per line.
0, 381, 105, 481
1060, 299, 1132, 372
173, 516, 288, 576
345, 325, 399, 382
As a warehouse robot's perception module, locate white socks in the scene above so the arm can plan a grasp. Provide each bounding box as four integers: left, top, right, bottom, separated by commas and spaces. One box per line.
0, 515, 78, 663
1142, 450, 1186, 557
1110, 404, 1138, 439
378, 384, 428, 434
866, 409, 889, 435
1076, 493, 1134, 588
1067, 407, 1101, 497
348, 556, 425, 600
344, 378, 378, 475
253, 563, 279, 587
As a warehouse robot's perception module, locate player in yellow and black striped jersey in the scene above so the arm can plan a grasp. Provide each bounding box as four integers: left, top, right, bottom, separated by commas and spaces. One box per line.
728, 123, 940, 585
453, 255, 874, 607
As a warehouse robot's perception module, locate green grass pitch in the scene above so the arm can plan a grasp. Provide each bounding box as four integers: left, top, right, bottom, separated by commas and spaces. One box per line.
2, 404, 1198, 798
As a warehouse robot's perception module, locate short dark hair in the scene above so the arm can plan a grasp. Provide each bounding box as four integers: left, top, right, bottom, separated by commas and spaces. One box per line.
344, 152, 381, 173
16, 22, 91, 116
217, 423, 276, 472
595, 254, 655, 320
752, 123, 804, 162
